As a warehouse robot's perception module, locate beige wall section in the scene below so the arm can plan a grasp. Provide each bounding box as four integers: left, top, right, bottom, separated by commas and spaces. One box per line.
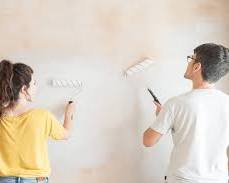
0, 1, 228, 183
0, 0, 229, 59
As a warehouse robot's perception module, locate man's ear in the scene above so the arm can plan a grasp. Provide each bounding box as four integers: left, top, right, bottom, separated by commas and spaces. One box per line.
193, 62, 201, 73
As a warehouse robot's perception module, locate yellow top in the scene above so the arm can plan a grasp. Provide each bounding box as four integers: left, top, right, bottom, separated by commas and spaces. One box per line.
0, 109, 65, 177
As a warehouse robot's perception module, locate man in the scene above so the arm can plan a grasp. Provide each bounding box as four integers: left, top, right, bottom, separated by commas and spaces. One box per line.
143, 43, 229, 183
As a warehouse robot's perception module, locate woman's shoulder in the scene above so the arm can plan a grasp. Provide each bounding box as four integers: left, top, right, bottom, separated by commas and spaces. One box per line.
29, 108, 51, 116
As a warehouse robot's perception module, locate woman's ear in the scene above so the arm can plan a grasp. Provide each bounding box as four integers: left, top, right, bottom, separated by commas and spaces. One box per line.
20, 85, 27, 96
20, 85, 31, 101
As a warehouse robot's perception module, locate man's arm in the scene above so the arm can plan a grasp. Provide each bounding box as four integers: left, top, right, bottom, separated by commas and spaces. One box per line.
143, 128, 162, 147
143, 101, 163, 147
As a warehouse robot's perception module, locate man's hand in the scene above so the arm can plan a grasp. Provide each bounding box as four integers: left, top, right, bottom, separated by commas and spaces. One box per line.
153, 101, 162, 116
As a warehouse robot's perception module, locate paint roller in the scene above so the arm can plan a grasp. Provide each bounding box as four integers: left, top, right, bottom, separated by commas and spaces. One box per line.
124, 58, 161, 104
51, 79, 83, 119
124, 58, 154, 77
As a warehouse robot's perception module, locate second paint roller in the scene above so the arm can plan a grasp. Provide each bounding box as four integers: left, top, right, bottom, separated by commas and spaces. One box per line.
51, 79, 83, 120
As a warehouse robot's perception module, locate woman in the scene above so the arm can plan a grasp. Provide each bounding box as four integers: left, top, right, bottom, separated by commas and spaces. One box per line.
0, 60, 75, 183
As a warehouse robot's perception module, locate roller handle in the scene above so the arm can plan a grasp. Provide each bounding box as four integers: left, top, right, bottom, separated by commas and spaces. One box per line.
147, 88, 161, 105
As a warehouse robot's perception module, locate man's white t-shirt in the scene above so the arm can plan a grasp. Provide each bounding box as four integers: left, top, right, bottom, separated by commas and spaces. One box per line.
150, 89, 229, 183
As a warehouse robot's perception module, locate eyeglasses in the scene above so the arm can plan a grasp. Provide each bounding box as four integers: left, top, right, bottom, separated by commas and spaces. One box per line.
187, 56, 199, 63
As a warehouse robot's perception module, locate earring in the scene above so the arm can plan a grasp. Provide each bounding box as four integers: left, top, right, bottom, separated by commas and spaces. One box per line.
26, 94, 32, 102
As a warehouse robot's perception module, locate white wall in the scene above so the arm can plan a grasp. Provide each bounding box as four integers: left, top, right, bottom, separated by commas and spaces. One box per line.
0, 1, 229, 183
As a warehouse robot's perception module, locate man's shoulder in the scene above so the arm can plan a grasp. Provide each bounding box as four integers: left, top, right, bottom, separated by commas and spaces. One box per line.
166, 91, 192, 104
164, 91, 198, 111
167, 89, 229, 106
216, 90, 229, 98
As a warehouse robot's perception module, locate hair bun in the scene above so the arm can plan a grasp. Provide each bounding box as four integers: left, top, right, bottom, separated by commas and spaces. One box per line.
0, 60, 14, 112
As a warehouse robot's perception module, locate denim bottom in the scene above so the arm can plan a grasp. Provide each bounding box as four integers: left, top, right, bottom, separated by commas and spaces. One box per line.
0, 177, 48, 183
